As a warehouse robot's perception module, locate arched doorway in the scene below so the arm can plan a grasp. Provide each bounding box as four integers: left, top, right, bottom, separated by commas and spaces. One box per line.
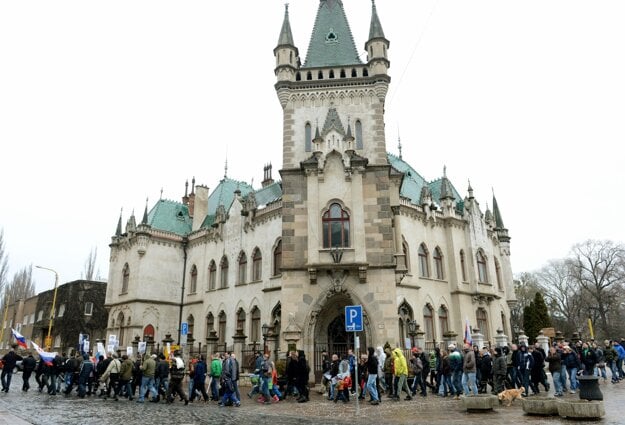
311, 293, 369, 382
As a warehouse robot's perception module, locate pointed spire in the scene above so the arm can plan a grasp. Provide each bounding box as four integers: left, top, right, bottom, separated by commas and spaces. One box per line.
224, 157, 228, 179
492, 191, 505, 229
439, 165, 455, 201
191, 177, 195, 194
184, 179, 189, 197
277, 3, 295, 46
467, 179, 474, 199
345, 117, 353, 139
142, 198, 149, 225
160, 188, 163, 199
115, 208, 123, 236
303, 0, 362, 67
485, 202, 494, 223
397, 128, 402, 159
368, 0, 386, 40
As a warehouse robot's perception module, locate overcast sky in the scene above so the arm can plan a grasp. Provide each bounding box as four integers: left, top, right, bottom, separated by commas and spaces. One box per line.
1, 0, 624, 293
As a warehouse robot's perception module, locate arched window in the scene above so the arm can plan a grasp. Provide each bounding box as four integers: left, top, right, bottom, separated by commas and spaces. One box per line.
306, 71, 312, 81
398, 302, 413, 343
220, 256, 229, 288
250, 306, 261, 343
322, 203, 350, 248
189, 264, 198, 293
208, 260, 216, 290
494, 257, 503, 291
501, 311, 507, 336
117, 312, 125, 346
476, 308, 489, 341
305, 123, 312, 152
121, 263, 130, 294
355, 120, 363, 149
238, 251, 247, 285
363, 68, 369, 77
296, 72, 301, 81
218, 311, 227, 345
438, 306, 449, 336
433, 247, 444, 280
329, 70, 335, 79
187, 315, 195, 338
143, 323, 155, 339
351, 68, 357, 77
402, 241, 410, 272
206, 313, 214, 338
318, 70, 323, 79
418, 244, 430, 278
340, 69, 346, 78
423, 304, 435, 344
252, 248, 262, 281
271, 303, 281, 338
477, 250, 488, 283
236, 309, 246, 333
273, 240, 282, 276
460, 250, 467, 282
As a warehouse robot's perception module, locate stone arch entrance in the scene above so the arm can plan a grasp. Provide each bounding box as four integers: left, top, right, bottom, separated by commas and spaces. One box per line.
309, 292, 370, 382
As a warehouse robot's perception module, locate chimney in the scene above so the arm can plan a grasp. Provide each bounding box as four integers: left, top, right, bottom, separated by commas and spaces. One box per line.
192, 185, 209, 231
261, 163, 274, 188
188, 177, 196, 218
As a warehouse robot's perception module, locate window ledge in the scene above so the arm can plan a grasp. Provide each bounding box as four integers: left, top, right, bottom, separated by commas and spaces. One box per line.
119, 291, 128, 296
270, 274, 282, 280
249, 279, 262, 284
217, 286, 229, 291
235, 282, 247, 287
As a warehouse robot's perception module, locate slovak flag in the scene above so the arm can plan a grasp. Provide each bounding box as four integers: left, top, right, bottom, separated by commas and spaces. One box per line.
31, 341, 56, 366
463, 318, 473, 346
11, 328, 28, 349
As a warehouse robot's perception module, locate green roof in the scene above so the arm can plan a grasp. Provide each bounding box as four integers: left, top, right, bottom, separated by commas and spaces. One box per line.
303, 0, 362, 68
387, 153, 464, 214
255, 182, 282, 207
147, 199, 192, 236
208, 178, 254, 216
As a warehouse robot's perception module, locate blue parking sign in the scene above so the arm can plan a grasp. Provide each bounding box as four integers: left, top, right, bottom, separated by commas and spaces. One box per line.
345, 305, 363, 332
181, 322, 188, 336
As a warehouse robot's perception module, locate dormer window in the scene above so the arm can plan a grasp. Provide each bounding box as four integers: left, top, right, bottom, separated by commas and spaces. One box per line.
325, 28, 338, 43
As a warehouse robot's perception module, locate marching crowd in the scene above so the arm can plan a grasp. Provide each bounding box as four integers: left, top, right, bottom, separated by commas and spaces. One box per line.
1, 337, 624, 408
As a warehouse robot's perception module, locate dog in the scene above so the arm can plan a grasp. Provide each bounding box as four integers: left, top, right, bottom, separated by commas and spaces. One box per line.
497, 388, 524, 406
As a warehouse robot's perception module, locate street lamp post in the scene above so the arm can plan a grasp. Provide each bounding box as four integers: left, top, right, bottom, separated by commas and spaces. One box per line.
261, 323, 269, 354
35, 265, 59, 351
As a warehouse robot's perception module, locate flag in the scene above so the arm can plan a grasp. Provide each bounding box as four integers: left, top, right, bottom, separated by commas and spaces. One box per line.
463, 318, 473, 346
31, 341, 56, 366
11, 328, 28, 349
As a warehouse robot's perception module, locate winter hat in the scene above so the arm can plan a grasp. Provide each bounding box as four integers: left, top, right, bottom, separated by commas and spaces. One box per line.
448, 344, 456, 350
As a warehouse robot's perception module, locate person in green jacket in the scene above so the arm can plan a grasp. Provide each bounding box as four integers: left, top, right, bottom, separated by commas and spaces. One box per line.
209, 353, 222, 401
137, 354, 157, 402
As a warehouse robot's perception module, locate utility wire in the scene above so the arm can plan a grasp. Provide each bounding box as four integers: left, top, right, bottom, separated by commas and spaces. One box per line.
388, 0, 439, 108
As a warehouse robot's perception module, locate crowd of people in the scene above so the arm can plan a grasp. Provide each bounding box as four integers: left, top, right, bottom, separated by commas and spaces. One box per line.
1, 337, 624, 408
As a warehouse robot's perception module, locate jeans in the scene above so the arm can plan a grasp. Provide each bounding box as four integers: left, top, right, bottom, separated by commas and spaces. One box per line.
552, 370, 563, 395
118, 379, 133, 398
438, 374, 451, 396
139, 376, 157, 401
610, 361, 620, 382
462, 372, 478, 396
567, 368, 579, 390
519, 369, 530, 395
366, 373, 379, 401
560, 365, 568, 391
210, 376, 220, 400
452, 370, 463, 395
1, 370, 13, 391
507, 366, 517, 389
261, 376, 271, 399
617, 359, 624, 378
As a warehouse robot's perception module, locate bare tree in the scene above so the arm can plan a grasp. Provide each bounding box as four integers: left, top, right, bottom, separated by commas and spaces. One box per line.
511, 272, 542, 329
568, 240, 625, 338
82, 247, 98, 280
536, 259, 587, 336
2, 265, 36, 306
0, 229, 9, 297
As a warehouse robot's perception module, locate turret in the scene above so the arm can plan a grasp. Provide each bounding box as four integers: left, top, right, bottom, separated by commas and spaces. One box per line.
492, 193, 511, 243
365, 0, 390, 76
274, 4, 299, 83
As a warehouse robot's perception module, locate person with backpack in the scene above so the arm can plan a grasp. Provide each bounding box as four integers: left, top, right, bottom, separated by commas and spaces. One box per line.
210, 352, 222, 401
166, 350, 189, 405
409, 348, 424, 396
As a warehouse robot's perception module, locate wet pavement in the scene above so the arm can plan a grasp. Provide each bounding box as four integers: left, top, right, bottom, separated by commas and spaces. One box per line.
0, 379, 623, 425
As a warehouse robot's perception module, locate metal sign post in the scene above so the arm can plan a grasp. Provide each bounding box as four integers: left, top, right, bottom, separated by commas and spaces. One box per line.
345, 305, 363, 415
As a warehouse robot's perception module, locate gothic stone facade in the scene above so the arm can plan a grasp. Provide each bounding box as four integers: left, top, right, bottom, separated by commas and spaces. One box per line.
105, 1, 515, 375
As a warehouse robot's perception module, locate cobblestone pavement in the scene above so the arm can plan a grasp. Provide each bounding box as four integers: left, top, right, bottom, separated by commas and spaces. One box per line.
0, 379, 623, 425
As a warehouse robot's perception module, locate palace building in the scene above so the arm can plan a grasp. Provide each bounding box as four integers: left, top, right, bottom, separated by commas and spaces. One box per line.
105, 0, 515, 375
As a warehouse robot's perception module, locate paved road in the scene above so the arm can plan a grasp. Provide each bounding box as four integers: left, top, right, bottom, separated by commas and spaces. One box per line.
0, 379, 622, 425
